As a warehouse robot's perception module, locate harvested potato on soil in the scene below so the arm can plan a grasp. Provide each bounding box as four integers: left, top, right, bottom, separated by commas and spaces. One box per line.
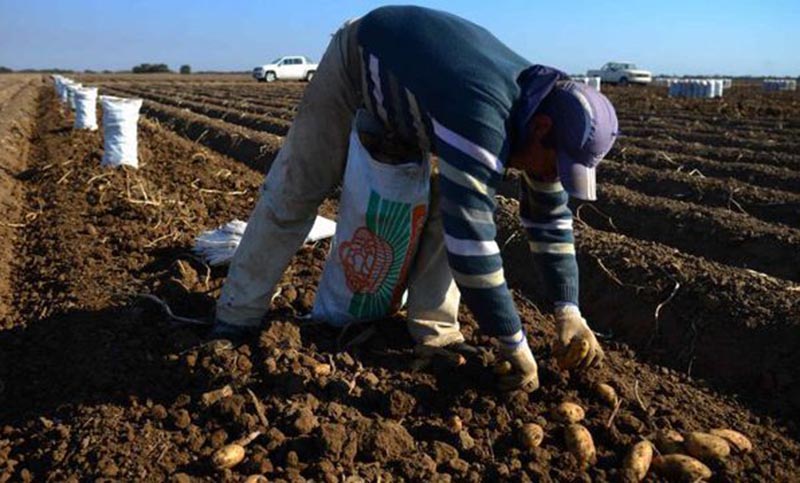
557, 337, 590, 369
519, 423, 545, 449
653, 454, 712, 481
622, 440, 653, 482
710, 428, 753, 453
448, 415, 463, 433
551, 401, 586, 423
655, 428, 685, 455
211, 443, 245, 469
684, 431, 731, 462
564, 424, 596, 468
595, 383, 619, 407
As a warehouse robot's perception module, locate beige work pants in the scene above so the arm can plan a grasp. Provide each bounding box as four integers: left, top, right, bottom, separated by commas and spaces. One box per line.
216, 20, 464, 347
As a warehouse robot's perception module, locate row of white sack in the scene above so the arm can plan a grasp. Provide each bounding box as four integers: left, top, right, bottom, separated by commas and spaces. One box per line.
667, 79, 726, 98
52, 76, 143, 168
763, 79, 797, 92
656, 78, 733, 89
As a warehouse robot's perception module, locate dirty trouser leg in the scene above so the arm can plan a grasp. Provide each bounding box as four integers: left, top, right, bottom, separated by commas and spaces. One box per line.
216, 22, 362, 328
406, 175, 464, 347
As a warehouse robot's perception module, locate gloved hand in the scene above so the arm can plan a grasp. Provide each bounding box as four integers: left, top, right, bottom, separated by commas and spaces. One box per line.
497, 333, 540, 393
554, 304, 604, 371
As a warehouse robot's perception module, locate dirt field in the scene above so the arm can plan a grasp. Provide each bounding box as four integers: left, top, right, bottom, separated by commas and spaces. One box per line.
0, 74, 799, 481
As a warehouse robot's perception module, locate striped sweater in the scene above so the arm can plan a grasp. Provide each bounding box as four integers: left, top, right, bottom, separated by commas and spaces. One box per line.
356, 6, 579, 336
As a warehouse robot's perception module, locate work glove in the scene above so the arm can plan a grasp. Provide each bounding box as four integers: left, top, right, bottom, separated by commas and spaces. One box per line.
496, 333, 540, 393
553, 305, 605, 371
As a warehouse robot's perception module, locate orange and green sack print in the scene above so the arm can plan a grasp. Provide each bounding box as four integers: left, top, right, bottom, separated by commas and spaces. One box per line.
338, 191, 427, 319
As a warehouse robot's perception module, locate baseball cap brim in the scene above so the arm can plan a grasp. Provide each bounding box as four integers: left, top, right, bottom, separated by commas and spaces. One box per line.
558, 152, 597, 201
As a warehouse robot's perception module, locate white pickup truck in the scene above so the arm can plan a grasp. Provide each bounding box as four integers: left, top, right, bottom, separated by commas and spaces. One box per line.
587, 62, 652, 86
253, 56, 318, 82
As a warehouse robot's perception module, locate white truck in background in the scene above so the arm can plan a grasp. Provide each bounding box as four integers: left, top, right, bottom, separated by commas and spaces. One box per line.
253, 56, 318, 82
587, 62, 652, 86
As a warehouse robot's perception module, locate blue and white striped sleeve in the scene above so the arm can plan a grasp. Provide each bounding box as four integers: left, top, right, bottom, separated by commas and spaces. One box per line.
518, 171, 580, 306
432, 120, 522, 337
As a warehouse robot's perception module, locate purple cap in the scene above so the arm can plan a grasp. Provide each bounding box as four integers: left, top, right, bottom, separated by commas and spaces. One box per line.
537, 81, 618, 200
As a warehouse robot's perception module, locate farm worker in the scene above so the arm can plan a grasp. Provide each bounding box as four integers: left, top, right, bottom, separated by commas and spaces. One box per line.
212, 6, 618, 392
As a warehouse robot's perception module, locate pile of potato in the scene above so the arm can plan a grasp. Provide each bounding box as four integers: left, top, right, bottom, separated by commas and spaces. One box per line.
515, 380, 753, 482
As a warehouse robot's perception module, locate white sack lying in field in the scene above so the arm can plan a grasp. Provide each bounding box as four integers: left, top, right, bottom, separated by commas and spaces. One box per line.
73, 87, 98, 131
100, 95, 143, 168
193, 216, 337, 266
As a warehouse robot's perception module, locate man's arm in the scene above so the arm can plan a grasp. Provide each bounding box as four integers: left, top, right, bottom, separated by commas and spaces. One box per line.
433, 121, 522, 337
519, 171, 604, 369
518, 171, 579, 306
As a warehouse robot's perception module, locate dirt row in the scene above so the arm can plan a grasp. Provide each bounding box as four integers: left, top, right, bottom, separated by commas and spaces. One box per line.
618, 135, 800, 172
610, 145, 800, 193
618, 126, 800, 158
0, 76, 42, 328
601, 161, 800, 229
604, 85, 800, 124
587, 184, 800, 282
494, 197, 800, 421
2, 85, 799, 482
616, 114, 800, 144
103, 85, 292, 137
107, 89, 283, 174
125, 88, 298, 120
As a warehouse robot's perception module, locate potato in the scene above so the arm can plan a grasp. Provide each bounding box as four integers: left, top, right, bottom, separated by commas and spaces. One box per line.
551, 402, 585, 423
595, 383, 619, 407
710, 428, 752, 453
655, 429, 685, 455
212, 443, 245, 469
244, 476, 269, 483
493, 360, 513, 375
622, 440, 653, 482
520, 423, 545, 449
564, 424, 596, 468
558, 338, 590, 369
653, 454, 712, 481
313, 363, 332, 376
448, 415, 463, 433
684, 432, 730, 462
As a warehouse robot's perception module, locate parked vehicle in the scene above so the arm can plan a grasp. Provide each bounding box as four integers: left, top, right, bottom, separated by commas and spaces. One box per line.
253, 56, 318, 82
587, 62, 652, 86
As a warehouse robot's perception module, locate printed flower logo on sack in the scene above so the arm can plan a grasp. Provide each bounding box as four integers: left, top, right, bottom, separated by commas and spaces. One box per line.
339, 227, 393, 294
340, 192, 427, 319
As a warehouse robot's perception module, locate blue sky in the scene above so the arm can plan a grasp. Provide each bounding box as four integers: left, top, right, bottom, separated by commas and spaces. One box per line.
1, 0, 797, 76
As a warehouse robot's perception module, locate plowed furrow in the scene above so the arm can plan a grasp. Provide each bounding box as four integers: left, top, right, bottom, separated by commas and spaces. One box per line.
602, 162, 800, 229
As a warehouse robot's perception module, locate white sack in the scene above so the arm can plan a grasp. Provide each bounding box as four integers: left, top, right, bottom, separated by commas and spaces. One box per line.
58, 80, 72, 104
67, 83, 82, 109
100, 95, 142, 168
73, 87, 98, 130
312, 110, 430, 326
193, 216, 337, 266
